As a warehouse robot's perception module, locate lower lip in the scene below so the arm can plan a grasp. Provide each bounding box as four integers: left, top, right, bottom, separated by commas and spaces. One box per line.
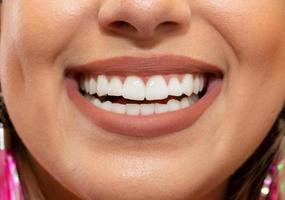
65, 78, 222, 137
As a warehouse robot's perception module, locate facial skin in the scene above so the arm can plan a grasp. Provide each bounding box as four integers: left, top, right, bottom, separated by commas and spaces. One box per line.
0, 0, 285, 199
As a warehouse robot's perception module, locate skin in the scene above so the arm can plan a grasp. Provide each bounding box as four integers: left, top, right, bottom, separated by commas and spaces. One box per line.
0, 0, 285, 199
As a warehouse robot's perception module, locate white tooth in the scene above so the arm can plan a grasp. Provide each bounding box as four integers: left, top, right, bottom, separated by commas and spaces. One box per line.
97, 75, 109, 96
126, 104, 140, 116
146, 75, 168, 100
180, 97, 190, 109
168, 77, 183, 96
140, 104, 155, 116
91, 98, 101, 107
155, 103, 169, 114
193, 75, 200, 94
123, 76, 145, 101
167, 99, 181, 111
101, 101, 112, 111
188, 95, 199, 105
199, 76, 205, 92
89, 77, 97, 95
108, 76, 123, 96
112, 103, 126, 114
181, 74, 194, 96
84, 76, 90, 94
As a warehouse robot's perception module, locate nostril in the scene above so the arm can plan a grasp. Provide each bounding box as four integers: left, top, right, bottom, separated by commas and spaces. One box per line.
155, 21, 181, 32
109, 21, 137, 33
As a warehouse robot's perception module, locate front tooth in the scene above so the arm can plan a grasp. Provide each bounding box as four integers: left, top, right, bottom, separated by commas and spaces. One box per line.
168, 77, 183, 96
97, 75, 109, 96
140, 104, 155, 116
146, 75, 168, 100
126, 104, 140, 116
180, 97, 190, 108
167, 99, 181, 111
101, 101, 112, 111
108, 76, 123, 96
123, 76, 145, 101
181, 74, 194, 96
193, 75, 201, 94
112, 103, 126, 114
155, 103, 169, 114
89, 77, 97, 95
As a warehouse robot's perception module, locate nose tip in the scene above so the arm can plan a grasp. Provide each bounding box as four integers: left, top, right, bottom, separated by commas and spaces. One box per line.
98, 0, 191, 40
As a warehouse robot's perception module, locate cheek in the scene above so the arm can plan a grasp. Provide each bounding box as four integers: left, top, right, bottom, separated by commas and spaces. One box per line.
0, 0, 99, 106
0, 0, 90, 160
198, 0, 285, 63
4, 0, 95, 62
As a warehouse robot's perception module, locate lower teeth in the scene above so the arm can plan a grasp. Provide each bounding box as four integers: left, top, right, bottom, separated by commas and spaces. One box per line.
84, 94, 199, 116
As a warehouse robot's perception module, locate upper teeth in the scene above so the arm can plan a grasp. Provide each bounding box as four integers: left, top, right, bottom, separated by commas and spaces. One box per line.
80, 74, 205, 101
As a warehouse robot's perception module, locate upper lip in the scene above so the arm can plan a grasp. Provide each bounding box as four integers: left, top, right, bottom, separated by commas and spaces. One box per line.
66, 55, 223, 77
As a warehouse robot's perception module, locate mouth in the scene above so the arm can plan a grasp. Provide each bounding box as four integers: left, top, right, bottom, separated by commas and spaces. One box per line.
65, 55, 223, 137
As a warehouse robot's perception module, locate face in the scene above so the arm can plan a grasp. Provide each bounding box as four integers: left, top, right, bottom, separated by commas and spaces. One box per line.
1, 0, 285, 199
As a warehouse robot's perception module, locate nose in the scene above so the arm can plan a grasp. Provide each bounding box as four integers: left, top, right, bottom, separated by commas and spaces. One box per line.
98, 0, 191, 40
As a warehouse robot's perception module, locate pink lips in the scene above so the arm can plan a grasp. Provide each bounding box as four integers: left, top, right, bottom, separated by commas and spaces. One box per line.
65, 55, 223, 137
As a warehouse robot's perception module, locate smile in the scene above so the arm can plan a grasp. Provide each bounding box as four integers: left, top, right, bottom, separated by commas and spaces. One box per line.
65, 55, 223, 137
80, 73, 204, 115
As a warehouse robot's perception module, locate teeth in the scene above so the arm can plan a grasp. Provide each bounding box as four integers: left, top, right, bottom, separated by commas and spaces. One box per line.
108, 76, 123, 96
87, 95, 199, 116
91, 98, 101, 107
199, 76, 205, 92
180, 97, 190, 108
97, 75, 109, 96
89, 77, 97, 95
112, 103, 126, 114
188, 95, 199, 105
146, 75, 168, 100
140, 104, 155, 116
167, 99, 181, 111
193, 75, 201, 94
155, 103, 169, 114
80, 77, 86, 91
181, 74, 194, 96
84, 76, 90, 94
80, 74, 206, 101
101, 101, 112, 111
84, 94, 93, 101
123, 76, 145, 101
168, 77, 183, 96
126, 104, 140, 115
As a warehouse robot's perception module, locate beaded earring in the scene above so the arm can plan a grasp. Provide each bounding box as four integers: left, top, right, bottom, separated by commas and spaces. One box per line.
0, 123, 24, 200
259, 157, 282, 200
259, 118, 285, 200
